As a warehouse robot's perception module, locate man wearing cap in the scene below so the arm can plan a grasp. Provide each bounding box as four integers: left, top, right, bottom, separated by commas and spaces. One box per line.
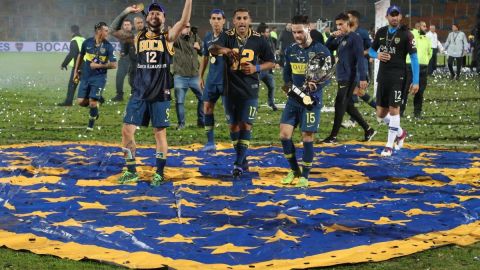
198, 8, 227, 152
369, 5, 419, 157
73, 22, 117, 131
58, 25, 85, 106
209, 8, 275, 178
115, 0, 193, 186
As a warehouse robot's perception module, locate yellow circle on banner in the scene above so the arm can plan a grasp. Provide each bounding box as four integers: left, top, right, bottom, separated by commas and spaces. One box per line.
303, 96, 312, 105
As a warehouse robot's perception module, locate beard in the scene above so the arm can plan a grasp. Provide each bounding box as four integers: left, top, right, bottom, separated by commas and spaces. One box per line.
147, 19, 162, 32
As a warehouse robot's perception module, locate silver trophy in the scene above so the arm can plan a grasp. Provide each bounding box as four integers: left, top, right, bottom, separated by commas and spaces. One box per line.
287, 51, 335, 110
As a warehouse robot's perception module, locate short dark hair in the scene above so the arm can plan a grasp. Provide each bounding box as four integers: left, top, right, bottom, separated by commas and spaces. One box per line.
291, 15, 309, 25
123, 19, 132, 24
70, 25, 80, 34
335, 12, 350, 22
94, 21, 108, 31
233, 8, 250, 17
347, 10, 362, 19
257, 24, 269, 33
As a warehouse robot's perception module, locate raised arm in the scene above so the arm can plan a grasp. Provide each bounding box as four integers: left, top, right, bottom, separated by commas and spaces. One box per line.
111, 5, 142, 43
167, 0, 192, 42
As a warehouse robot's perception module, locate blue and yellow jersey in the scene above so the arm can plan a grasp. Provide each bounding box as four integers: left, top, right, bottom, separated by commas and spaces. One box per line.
132, 30, 174, 102
80, 37, 116, 78
215, 28, 275, 99
283, 40, 331, 99
202, 31, 224, 86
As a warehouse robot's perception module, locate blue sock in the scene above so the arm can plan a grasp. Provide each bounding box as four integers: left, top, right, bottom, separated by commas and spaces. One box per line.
281, 139, 300, 173
235, 130, 251, 166
302, 141, 314, 178
126, 158, 136, 173
155, 152, 167, 176
88, 107, 99, 128
205, 114, 215, 144
361, 93, 377, 108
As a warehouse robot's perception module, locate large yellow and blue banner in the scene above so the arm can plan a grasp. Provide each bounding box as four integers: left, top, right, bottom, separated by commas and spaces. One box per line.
0, 142, 479, 269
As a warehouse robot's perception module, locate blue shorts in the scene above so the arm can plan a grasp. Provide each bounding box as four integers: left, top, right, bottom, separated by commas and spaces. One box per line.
77, 77, 106, 100
280, 98, 321, 132
123, 98, 170, 128
223, 97, 258, 125
202, 83, 224, 103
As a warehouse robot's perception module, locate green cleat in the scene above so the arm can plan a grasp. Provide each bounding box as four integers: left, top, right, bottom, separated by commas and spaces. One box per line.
151, 173, 165, 187
295, 177, 309, 188
118, 171, 139, 184
281, 170, 300, 185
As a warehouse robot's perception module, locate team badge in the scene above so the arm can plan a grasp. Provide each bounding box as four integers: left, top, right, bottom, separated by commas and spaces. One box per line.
308, 52, 316, 60
394, 37, 401, 44
341, 40, 347, 46
100, 47, 106, 54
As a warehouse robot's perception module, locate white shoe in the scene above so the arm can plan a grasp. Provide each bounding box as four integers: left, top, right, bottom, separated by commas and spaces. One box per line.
394, 130, 407, 150
380, 147, 393, 157
341, 119, 356, 128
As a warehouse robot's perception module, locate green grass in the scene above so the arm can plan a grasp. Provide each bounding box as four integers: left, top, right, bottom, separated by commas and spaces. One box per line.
0, 53, 479, 269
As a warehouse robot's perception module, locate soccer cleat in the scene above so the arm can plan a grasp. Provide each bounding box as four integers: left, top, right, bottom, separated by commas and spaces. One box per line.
394, 130, 407, 150
380, 147, 393, 157
118, 171, 139, 184
200, 143, 216, 152
363, 128, 377, 142
295, 177, 309, 188
322, 136, 338, 144
341, 119, 357, 129
231, 165, 244, 178
151, 173, 165, 187
176, 123, 185, 130
98, 96, 105, 105
86, 127, 94, 132
281, 170, 300, 185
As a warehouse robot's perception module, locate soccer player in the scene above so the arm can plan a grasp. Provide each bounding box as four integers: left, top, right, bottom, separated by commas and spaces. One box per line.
198, 9, 227, 152
280, 15, 331, 188
117, 0, 192, 185
209, 8, 275, 177
369, 5, 419, 157
73, 22, 117, 131
322, 13, 375, 144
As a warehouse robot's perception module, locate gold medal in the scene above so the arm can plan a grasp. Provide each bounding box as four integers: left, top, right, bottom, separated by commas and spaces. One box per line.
210, 57, 216, 64
303, 95, 312, 105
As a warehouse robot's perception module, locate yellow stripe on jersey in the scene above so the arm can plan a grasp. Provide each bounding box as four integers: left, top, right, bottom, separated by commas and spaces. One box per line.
84, 53, 107, 63
291, 63, 307, 75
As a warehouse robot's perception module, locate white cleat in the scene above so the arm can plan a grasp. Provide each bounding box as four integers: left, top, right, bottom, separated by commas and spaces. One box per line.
394, 130, 407, 150
380, 147, 393, 157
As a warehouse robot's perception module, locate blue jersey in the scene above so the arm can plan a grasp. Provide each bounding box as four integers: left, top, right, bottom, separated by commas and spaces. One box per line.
80, 37, 116, 78
283, 40, 330, 101
133, 30, 174, 102
202, 31, 224, 85
326, 32, 366, 82
356, 28, 372, 51
214, 28, 275, 99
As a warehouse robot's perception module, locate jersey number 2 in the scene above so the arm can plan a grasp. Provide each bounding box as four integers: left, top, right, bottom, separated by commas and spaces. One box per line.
231, 49, 254, 70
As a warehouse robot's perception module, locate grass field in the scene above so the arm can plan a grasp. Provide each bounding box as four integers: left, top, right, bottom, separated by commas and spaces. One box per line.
0, 52, 479, 269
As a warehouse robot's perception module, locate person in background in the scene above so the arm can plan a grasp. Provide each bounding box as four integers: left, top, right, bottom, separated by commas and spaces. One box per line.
445, 24, 468, 80
257, 23, 278, 111
401, 21, 432, 119
111, 19, 133, 102
172, 22, 204, 130
58, 25, 85, 106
